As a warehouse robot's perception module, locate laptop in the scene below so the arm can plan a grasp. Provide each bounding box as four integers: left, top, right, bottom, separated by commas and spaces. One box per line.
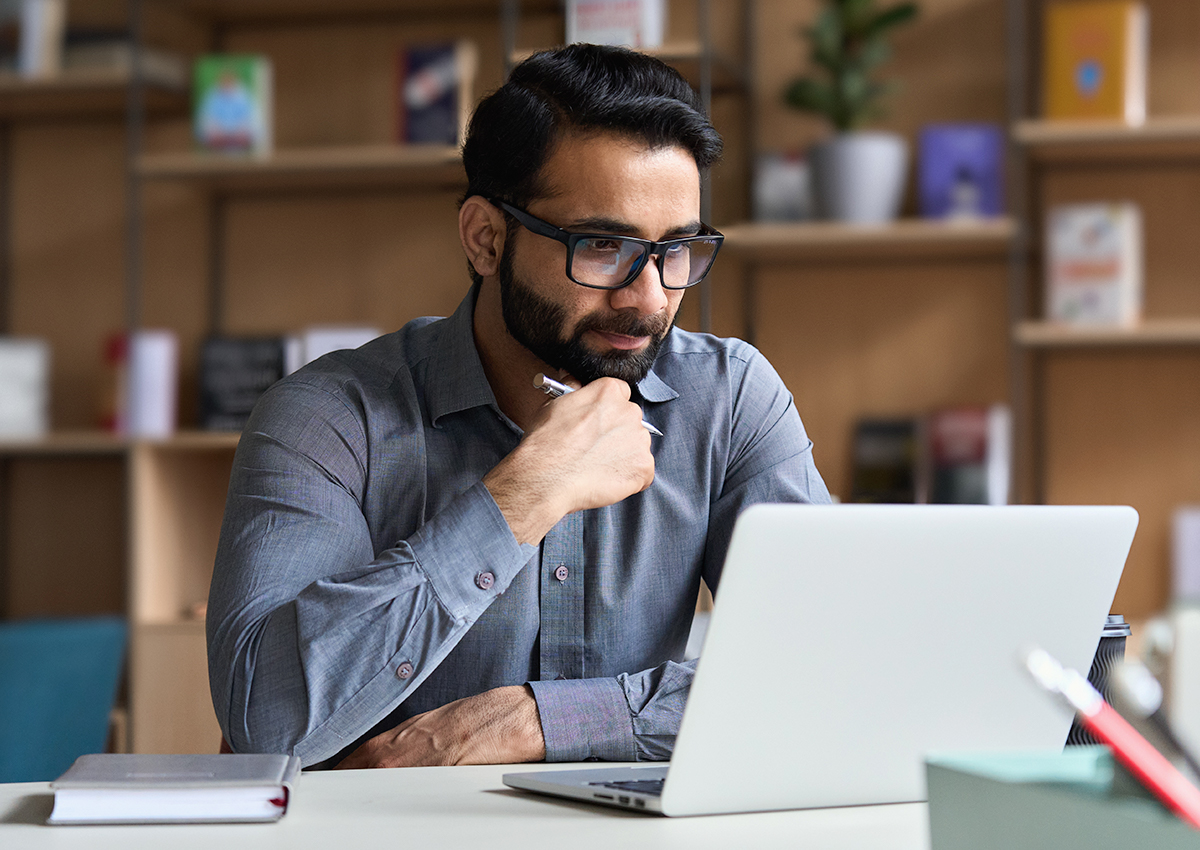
503, 503, 1138, 816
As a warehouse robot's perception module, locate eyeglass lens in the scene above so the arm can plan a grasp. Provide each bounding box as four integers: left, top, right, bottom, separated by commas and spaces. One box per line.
571, 236, 720, 289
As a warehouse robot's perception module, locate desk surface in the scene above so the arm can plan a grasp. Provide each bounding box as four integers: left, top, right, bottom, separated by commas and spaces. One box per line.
0, 762, 929, 849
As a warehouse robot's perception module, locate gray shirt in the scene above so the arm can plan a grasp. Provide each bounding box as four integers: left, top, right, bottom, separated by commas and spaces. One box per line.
207, 285, 830, 767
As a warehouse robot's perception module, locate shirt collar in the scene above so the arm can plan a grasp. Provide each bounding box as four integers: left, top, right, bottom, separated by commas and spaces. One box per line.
426, 283, 681, 424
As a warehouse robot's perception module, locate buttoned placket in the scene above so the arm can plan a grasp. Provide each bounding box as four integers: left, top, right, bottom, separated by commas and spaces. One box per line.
538, 511, 585, 681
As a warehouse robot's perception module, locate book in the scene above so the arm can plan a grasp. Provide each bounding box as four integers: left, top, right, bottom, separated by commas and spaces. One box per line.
48, 753, 300, 825
16, 0, 66, 78
1045, 202, 1142, 326
565, 0, 667, 49
927, 405, 1011, 506
917, 124, 1005, 220
193, 54, 273, 155
284, 325, 381, 375
395, 41, 478, 147
0, 336, 49, 438
849, 418, 924, 504
199, 336, 286, 432
1042, 1, 1147, 124
102, 329, 179, 438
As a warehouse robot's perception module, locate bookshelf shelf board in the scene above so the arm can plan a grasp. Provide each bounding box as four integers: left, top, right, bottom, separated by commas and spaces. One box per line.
140, 430, 241, 451
173, 0, 560, 23
0, 431, 127, 457
0, 67, 186, 118
720, 218, 1017, 262
1013, 118, 1200, 163
1015, 319, 1200, 348
137, 144, 466, 192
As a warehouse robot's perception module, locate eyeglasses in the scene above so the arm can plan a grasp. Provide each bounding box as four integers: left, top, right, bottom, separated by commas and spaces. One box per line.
491, 198, 724, 290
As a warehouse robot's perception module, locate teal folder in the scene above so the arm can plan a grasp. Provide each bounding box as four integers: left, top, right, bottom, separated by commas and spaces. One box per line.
926, 747, 1200, 850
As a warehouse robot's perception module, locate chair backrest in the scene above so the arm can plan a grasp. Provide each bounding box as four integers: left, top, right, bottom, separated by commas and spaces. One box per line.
0, 615, 127, 783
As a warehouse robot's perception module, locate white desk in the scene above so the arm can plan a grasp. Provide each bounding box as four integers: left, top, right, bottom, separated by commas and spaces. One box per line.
0, 762, 930, 849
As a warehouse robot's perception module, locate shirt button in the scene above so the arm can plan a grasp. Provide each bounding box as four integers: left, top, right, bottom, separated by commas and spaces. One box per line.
554, 564, 569, 582
475, 571, 495, 591
396, 661, 414, 680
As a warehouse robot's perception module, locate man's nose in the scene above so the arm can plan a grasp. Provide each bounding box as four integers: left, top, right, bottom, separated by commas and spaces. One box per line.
609, 255, 669, 315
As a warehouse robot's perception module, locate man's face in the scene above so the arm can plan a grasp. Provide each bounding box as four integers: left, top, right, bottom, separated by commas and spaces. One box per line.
497, 132, 701, 385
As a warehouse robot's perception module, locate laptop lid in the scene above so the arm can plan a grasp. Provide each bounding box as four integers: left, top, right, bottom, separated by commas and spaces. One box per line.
658, 503, 1137, 816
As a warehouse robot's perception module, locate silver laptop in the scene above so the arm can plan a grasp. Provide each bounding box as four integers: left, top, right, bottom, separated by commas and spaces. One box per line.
503, 503, 1138, 816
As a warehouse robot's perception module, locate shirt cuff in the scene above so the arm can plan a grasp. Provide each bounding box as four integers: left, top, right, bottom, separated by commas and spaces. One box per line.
528, 677, 637, 762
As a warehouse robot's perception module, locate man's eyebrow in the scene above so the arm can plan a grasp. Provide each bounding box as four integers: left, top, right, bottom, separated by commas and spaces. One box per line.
568, 216, 704, 239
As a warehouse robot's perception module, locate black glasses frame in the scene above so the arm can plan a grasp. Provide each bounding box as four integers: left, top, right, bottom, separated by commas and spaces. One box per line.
490, 198, 724, 290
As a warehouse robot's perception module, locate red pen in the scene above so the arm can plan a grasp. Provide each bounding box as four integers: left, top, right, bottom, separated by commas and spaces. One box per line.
1024, 646, 1200, 831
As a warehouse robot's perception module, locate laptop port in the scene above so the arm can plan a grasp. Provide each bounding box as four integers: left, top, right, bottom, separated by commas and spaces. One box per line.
634, 798, 645, 808
595, 794, 613, 800
618, 796, 630, 805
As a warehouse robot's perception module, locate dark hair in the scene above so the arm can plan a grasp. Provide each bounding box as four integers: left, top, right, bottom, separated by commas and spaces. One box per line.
461, 43, 723, 209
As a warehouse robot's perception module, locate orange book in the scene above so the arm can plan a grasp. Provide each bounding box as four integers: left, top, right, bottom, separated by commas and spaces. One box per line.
1042, 1, 1147, 124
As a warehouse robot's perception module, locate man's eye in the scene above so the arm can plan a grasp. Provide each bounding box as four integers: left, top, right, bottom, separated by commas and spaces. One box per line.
581, 238, 623, 252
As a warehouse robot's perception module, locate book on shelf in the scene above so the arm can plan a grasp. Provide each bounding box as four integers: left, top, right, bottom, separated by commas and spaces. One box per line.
283, 325, 382, 376
927, 404, 1011, 506
565, 0, 666, 49
48, 753, 300, 825
395, 41, 478, 147
849, 417, 924, 504
0, 336, 49, 439
917, 124, 1004, 220
1045, 202, 1142, 326
102, 329, 179, 438
1042, 0, 1147, 124
0, 0, 67, 78
199, 336, 286, 432
193, 54, 273, 155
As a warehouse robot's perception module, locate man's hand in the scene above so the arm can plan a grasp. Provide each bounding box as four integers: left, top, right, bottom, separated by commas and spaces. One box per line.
334, 685, 546, 769
484, 377, 655, 544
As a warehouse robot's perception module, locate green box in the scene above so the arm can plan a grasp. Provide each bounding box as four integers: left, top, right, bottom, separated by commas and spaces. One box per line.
926, 747, 1200, 850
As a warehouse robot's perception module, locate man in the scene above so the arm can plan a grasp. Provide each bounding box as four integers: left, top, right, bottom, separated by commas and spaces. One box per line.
207, 43, 829, 770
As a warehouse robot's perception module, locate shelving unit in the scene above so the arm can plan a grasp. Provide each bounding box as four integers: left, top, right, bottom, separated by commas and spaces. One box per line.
1008, 0, 1200, 620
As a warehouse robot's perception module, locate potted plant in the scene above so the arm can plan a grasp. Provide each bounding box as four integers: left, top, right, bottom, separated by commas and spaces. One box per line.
784, 0, 919, 223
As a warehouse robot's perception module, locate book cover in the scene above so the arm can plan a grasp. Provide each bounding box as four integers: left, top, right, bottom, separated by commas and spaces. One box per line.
565, 0, 666, 49
1042, 1, 1147, 124
199, 336, 286, 432
0, 336, 49, 438
101, 330, 179, 437
1045, 202, 1143, 326
193, 54, 273, 155
917, 123, 1005, 220
395, 41, 478, 147
49, 753, 301, 825
927, 405, 1011, 506
849, 418, 924, 504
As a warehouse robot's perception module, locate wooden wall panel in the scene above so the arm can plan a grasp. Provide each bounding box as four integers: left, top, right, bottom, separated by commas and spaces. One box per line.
754, 259, 1010, 501
1042, 351, 1200, 619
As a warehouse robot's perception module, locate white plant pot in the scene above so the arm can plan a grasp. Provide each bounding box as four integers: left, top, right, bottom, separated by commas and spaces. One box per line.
809, 132, 909, 224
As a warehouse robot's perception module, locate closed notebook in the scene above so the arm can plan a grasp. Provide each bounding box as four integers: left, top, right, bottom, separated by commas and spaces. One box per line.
48, 753, 300, 825
1042, 1, 1147, 124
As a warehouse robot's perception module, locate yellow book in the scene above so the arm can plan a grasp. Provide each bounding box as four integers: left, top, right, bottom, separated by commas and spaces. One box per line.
1042, 1, 1147, 124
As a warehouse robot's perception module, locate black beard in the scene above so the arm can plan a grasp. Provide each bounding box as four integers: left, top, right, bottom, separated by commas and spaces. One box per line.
497, 248, 672, 385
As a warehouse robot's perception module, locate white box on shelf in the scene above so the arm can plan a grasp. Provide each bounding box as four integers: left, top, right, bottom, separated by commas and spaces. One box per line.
1173, 506, 1200, 604
0, 336, 49, 438
127, 329, 179, 438
18, 0, 66, 78
284, 326, 381, 375
566, 0, 666, 49
1044, 202, 1142, 326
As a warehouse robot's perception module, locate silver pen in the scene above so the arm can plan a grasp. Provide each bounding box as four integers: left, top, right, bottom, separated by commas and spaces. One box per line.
534, 373, 664, 437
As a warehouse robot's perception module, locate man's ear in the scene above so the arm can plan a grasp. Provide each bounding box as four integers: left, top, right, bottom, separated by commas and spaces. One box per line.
459, 196, 507, 279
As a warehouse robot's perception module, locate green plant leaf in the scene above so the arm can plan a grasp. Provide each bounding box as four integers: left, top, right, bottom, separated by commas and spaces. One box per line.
865, 2, 919, 38
784, 78, 838, 117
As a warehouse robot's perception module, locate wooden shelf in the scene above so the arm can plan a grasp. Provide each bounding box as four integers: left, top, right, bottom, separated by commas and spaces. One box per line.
720, 218, 1017, 262
0, 430, 240, 457
137, 144, 466, 192
1013, 118, 1200, 163
1015, 318, 1200, 348
0, 67, 186, 118
172, 0, 559, 22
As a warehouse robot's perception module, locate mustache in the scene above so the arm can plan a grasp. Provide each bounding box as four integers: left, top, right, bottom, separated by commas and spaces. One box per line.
574, 309, 672, 340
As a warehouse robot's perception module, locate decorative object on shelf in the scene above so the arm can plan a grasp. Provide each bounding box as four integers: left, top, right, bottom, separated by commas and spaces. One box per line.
0, 336, 49, 438
1042, 0, 1147, 125
193, 54, 273, 155
102, 329, 179, 438
396, 41, 478, 147
565, 0, 665, 49
12, 0, 65, 78
927, 405, 1011, 506
1172, 506, 1200, 606
849, 417, 923, 503
783, 0, 918, 224
752, 150, 811, 221
199, 336, 286, 432
917, 123, 1005, 221
283, 325, 382, 376
1045, 202, 1143, 326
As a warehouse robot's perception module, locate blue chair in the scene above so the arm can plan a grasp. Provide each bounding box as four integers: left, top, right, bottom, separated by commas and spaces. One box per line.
0, 615, 127, 783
